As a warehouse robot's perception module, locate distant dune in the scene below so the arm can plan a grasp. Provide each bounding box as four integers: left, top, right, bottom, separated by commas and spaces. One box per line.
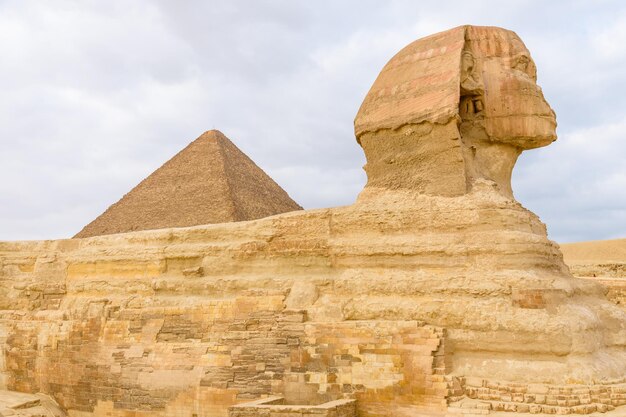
561, 238, 626, 265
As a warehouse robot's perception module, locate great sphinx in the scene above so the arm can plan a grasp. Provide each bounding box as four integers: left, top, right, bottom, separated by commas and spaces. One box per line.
352, 25, 626, 382
0, 25, 624, 417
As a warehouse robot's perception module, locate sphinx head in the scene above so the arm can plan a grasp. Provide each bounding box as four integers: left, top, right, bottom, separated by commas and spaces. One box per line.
354, 25, 556, 198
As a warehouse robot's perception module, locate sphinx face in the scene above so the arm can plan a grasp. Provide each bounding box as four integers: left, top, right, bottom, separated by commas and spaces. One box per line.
354, 26, 559, 198
456, 28, 559, 197
474, 33, 557, 149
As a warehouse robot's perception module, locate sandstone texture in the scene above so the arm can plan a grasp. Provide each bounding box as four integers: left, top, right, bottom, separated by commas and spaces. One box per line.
1, 25, 625, 417
0, 390, 65, 417
74, 130, 302, 238
229, 396, 356, 417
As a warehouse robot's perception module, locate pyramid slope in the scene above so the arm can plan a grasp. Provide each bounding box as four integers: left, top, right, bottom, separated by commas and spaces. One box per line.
74, 130, 302, 238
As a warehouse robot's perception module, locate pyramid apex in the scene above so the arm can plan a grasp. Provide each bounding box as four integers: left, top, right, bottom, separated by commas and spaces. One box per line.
201, 129, 224, 136
196, 129, 227, 141
74, 130, 302, 238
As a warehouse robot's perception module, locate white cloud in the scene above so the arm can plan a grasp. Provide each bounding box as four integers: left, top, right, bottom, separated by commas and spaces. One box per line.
514, 118, 626, 242
592, 12, 626, 61
0, 0, 625, 242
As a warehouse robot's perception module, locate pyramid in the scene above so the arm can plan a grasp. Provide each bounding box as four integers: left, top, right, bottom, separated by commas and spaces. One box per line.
74, 130, 302, 238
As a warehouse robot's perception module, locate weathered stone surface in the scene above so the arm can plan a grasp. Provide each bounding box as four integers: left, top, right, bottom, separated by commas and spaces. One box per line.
228, 397, 357, 417
74, 130, 302, 238
0, 390, 65, 417
1, 25, 625, 417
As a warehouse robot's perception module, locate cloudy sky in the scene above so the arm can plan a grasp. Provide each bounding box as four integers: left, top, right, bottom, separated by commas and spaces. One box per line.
0, 0, 624, 242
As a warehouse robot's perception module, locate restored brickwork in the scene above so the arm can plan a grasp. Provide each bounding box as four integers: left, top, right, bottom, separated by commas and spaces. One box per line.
229, 397, 356, 417
460, 378, 626, 414
0, 293, 449, 417
287, 322, 453, 416
511, 289, 547, 309
1, 297, 302, 416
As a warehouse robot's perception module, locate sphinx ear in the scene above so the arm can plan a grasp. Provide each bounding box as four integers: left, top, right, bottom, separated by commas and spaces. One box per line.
459, 49, 485, 125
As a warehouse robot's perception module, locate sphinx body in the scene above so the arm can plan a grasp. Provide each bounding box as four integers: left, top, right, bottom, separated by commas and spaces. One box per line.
0, 25, 625, 417
351, 25, 626, 383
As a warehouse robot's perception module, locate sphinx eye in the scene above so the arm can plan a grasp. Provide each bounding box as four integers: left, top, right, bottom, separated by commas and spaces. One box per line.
514, 55, 530, 72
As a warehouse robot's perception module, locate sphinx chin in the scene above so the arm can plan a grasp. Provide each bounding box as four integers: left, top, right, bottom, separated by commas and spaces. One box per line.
486, 115, 558, 149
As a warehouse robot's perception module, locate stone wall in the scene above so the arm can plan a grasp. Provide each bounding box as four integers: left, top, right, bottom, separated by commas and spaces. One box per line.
0, 310, 450, 416
228, 397, 356, 417
460, 377, 626, 414
0, 235, 451, 417
1, 298, 303, 416
288, 322, 454, 416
